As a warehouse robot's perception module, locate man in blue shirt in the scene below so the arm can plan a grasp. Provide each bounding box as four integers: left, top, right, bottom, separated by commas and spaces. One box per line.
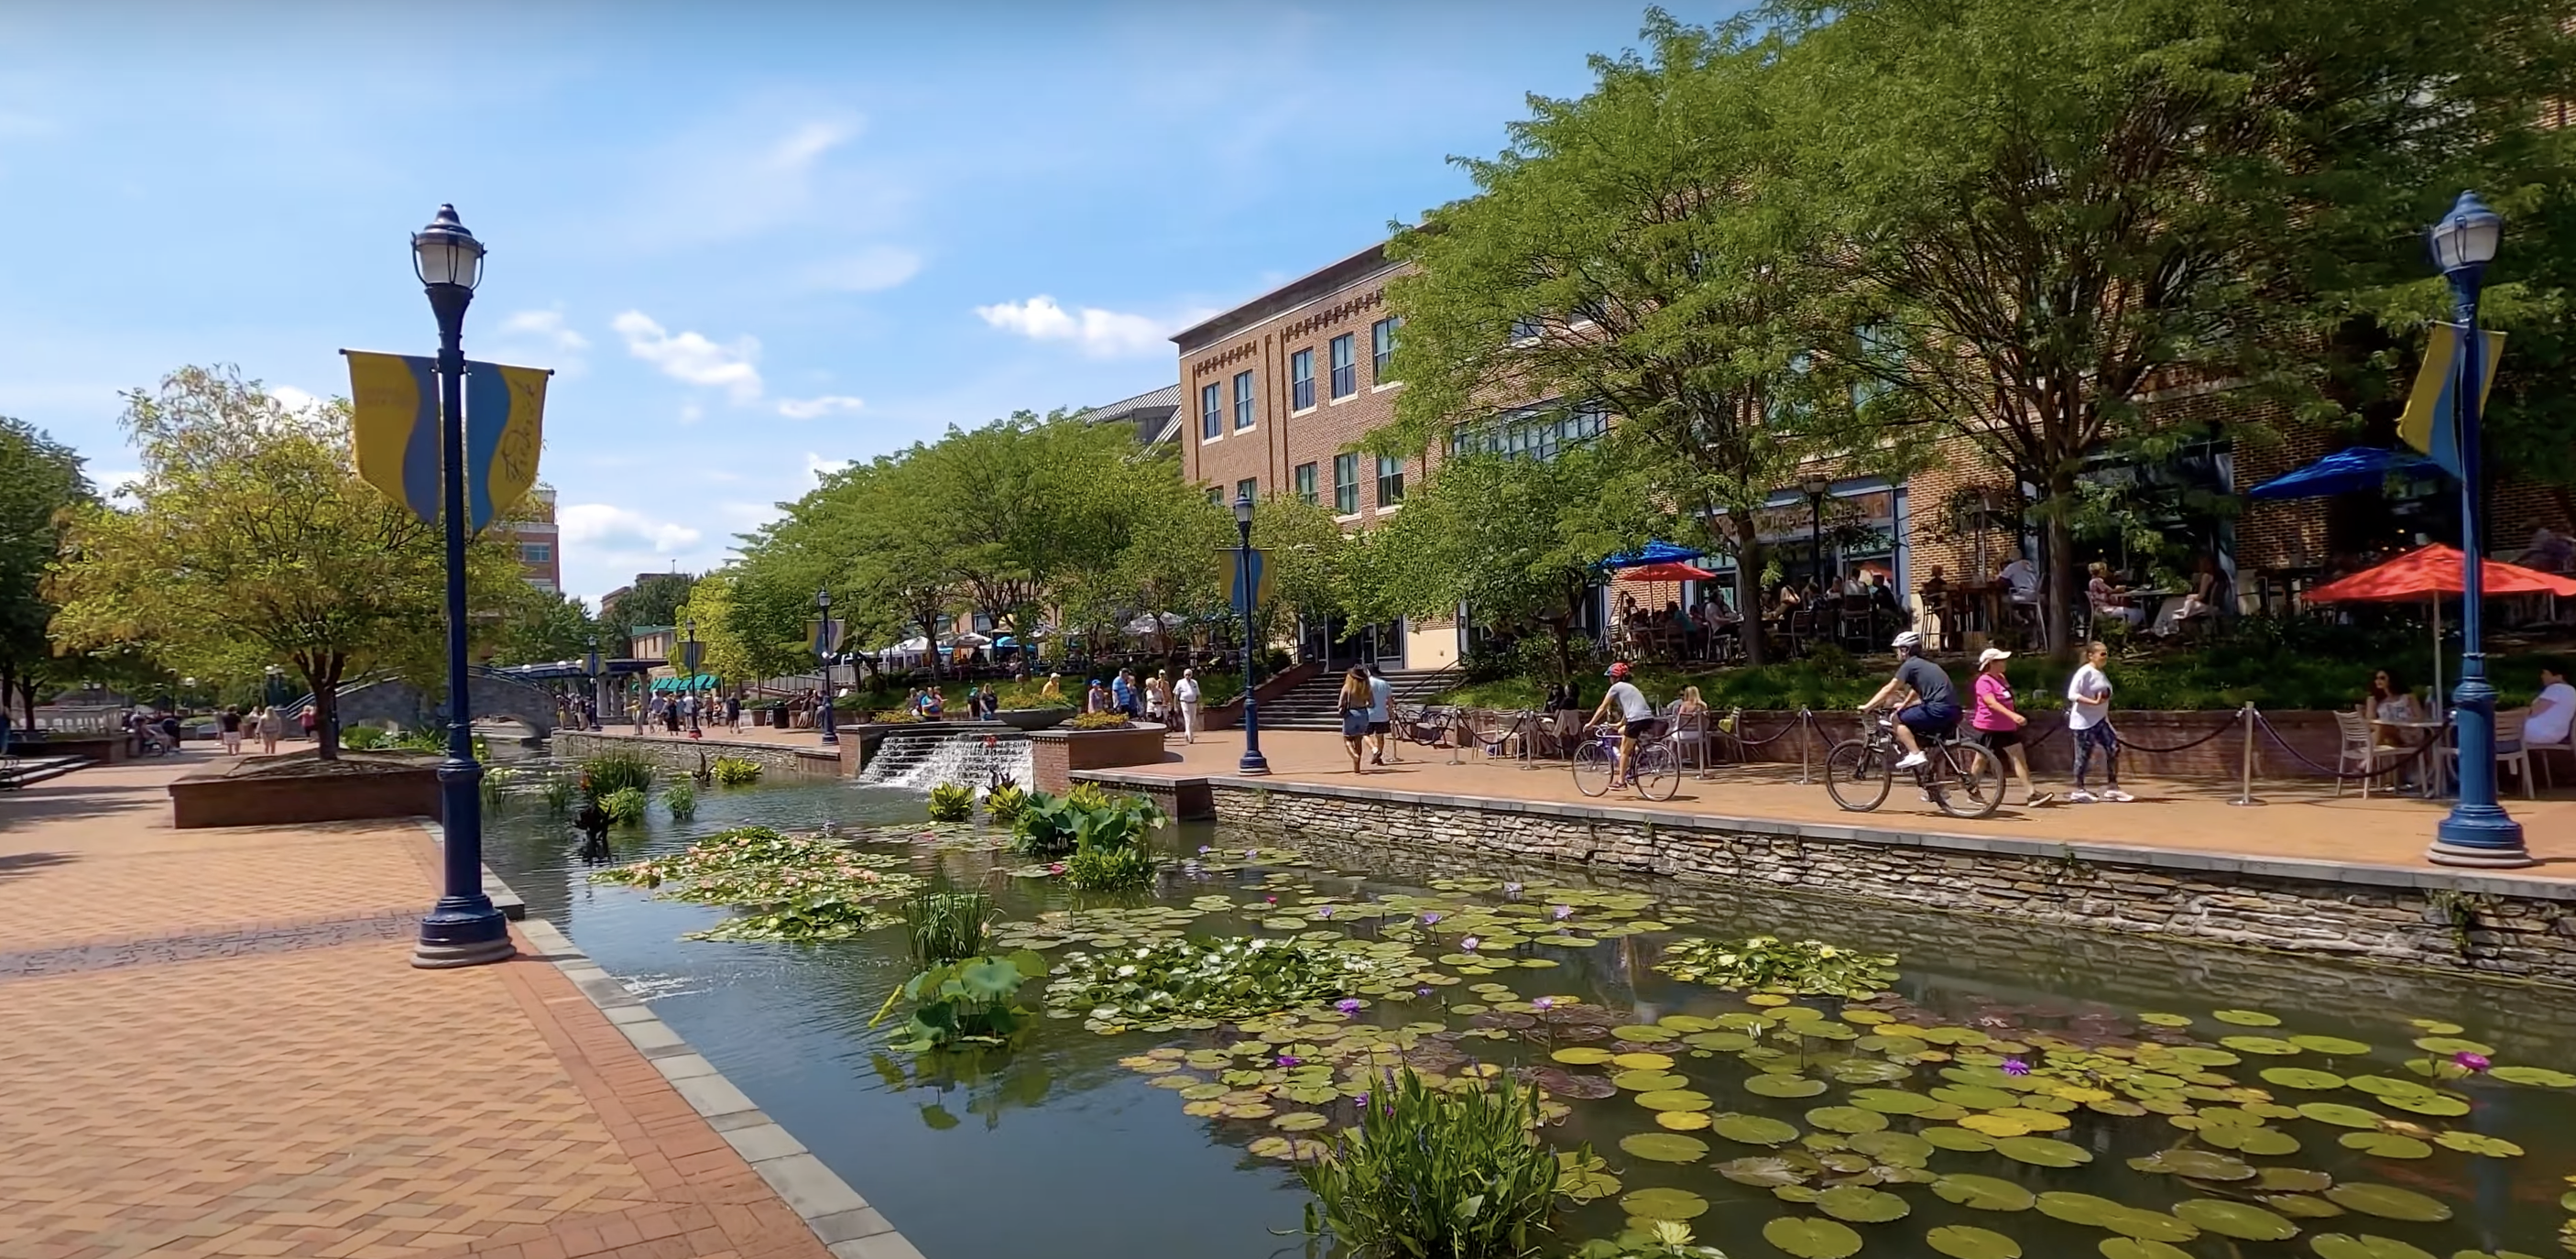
1861, 630, 1959, 770
1366, 665, 1394, 765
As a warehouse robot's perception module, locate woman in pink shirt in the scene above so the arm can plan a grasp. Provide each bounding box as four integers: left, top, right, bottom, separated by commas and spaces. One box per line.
1970, 647, 2052, 807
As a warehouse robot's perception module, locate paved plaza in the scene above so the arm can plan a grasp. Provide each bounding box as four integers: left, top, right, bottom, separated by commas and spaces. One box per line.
0, 755, 835, 1259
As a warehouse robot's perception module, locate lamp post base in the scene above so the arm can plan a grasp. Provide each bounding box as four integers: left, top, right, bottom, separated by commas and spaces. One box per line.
2427, 825, 2535, 869
1238, 752, 1272, 776
410, 903, 514, 969
410, 936, 517, 969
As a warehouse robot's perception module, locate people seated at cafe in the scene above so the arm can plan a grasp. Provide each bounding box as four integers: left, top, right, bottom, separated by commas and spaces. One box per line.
2520, 527, 2575, 574
2088, 562, 2146, 630
1996, 547, 2040, 608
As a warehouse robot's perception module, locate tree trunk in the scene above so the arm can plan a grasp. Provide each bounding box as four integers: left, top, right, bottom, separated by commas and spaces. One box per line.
313, 657, 344, 761
17, 677, 36, 732
922, 616, 944, 680
1730, 517, 1768, 668
2042, 468, 2078, 657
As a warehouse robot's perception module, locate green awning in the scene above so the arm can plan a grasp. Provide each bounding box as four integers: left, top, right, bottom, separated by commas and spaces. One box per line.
650, 673, 720, 693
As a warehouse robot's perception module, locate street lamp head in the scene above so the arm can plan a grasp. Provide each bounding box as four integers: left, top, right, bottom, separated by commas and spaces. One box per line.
2429, 191, 2502, 274
814, 586, 832, 610
412, 203, 486, 290
1232, 490, 1255, 527
1802, 475, 1832, 498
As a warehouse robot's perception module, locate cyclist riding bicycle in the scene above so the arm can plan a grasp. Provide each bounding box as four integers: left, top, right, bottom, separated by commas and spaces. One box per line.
1585, 661, 1655, 788
1859, 630, 1959, 771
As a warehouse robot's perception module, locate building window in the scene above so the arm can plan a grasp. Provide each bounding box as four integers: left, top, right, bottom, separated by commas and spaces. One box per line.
518, 542, 551, 564
1510, 315, 1544, 343
1290, 349, 1315, 411
1447, 400, 1610, 462
1333, 452, 1359, 515
1200, 383, 1222, 441
1372, 316, 1401, 382
1233, 370, 1255, 430
1330, 334, 1357, 399
1294, 462, 1318, 505
1234, 476, 1258, 506
1376, 454, 1405, 508
1206, 486, 1222, 505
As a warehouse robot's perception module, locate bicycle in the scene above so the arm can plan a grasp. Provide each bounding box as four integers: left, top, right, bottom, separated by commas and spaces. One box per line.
1824, 710, 2004, 819
1572, 723, 1679, 801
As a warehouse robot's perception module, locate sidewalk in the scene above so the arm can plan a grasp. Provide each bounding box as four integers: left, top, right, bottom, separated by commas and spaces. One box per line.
0, 755, 840, 1259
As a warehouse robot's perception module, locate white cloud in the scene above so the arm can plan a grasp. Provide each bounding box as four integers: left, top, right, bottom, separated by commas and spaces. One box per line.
974, 295, 1181, 359
561, 503, 703, 554
634, 114, 876, 246
612, 311, 762, 401
806, 245, 922, 292
804, 452, 852, 482
269, 385, 324, 415
96, 469, 142, 502
777, 395, 864, 420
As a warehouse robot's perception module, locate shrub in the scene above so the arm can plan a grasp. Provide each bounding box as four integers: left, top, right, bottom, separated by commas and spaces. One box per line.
340, 726, 389, 750
583, 751, 655, 795
870, 708, 924, 724
902, 887, 993, 965
599, 786, 648, 823
983, 783, 1030, 825
870, 951, 1050, 1053
1064, 843, 1157, 891
664, 781, 696, 820
1067, 711, 1134, 730
991, 680, 1075, 710
1010, 786, 1163, 858
926, 782, 977, 821
1299, 1067, 1568, 1259
710, 756, 763, 785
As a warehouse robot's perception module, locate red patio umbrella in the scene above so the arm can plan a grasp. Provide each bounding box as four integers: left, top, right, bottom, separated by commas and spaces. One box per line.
2303, 544, 2576, 706
1618, 561, 1719, 583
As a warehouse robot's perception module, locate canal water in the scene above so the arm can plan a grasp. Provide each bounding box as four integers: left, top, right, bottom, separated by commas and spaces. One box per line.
480, 764, 2576, 1259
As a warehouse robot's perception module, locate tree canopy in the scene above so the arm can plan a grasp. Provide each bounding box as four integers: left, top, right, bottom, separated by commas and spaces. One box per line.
0, 417, 93, 726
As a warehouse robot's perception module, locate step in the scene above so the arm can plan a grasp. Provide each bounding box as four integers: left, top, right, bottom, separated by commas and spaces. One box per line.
0, 755, 89, 789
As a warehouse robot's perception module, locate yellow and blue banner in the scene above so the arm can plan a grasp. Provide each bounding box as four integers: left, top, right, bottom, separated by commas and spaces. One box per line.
1228, 547, 1273, 617
344, 351, 551, 531
2397, 323, 2505, 481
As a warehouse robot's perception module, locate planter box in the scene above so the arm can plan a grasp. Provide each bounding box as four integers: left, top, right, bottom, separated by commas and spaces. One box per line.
1028, 722, 1171, 794
169, 751, 441, 829
993, 707, 1074, 732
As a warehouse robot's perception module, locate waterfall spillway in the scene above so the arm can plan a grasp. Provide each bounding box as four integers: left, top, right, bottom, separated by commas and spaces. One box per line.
857, 731, 1033, 794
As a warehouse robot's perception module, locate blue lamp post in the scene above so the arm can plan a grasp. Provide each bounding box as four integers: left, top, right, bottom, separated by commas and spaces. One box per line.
2425, 190, 2530, 869
815, 587, 840, 748
583, 636, 605, 729
409, 204, 514, 968
682, 617, 704, 736
1232, 490, 1270, 775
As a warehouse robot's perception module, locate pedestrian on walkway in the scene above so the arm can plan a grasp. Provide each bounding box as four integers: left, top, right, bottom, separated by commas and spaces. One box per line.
726, 692, 744, 732
253, 706, 281, 755
298, 705, 315, 742
1337, 665, 1375, 774
1366, 665, 1394, 766
2066, 640, 2131, 803
1970, 648, 2050, 807
218, 706, 244, 754
1174, 668, 1201, 743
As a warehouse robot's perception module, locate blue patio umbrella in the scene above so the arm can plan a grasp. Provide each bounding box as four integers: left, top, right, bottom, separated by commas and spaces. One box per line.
1599, 540, 1707, 569
2247, 447, 2441, 499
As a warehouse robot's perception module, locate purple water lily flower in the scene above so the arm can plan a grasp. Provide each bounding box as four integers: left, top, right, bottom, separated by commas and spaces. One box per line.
1552, 904, 1575, 921
1534, 997, 1555, 1011
1461, 936, 1481, 951
1504, 881, 1523, 895
1416, 986, 1434, 997
2454, 1051, 2492, 1073
2002, 1057, 2031, 1078
1423, 912, 1443, 925
1277, 1054, 1303, 1067
1336, 998, 1363, 1014
1317, 905, 1334, 919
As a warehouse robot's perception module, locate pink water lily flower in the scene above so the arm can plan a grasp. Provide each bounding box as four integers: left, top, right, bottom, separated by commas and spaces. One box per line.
2454, 1051, 2492, 1073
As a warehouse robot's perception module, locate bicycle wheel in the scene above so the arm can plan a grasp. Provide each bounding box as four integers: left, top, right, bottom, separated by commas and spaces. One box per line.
1632, 744, 1680, 801
1572, 741, 1614, 797
1824, 739, 1893, 812
1931, 741, 2004, 819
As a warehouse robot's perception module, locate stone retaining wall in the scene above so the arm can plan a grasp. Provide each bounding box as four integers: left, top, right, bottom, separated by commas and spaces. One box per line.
1155, 775, 2576, 984
1028, 723, 1172, 794
550, 730, 847, 778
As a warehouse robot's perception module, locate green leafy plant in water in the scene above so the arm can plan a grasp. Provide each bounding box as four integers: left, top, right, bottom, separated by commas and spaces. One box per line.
582, 751, 655, 795
1298, 1065, 1569, 1259
1654, 935, 1897, 998
598, 786, 648, 823
540, 775, 576, 814
480, 766, 518, 815
870, 950, 1050, 1053
1010, 786, 1164, 858
709, 756, 763, 785
1045, 936, 1414, 1027
663, 780, 696, 820
1063, 842, 1158, 892
903, 887, 994, 965
1573, 1221, 1729, 1259
594, 825, 922, 941
927, 782, 977, 822
983, 783, 1030, 824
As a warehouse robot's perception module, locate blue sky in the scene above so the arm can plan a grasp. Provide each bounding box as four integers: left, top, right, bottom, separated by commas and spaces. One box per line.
0, 1, 1680, 606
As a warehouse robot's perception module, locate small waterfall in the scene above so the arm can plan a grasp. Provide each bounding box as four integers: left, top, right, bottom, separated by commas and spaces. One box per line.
857, 731, 1034, 794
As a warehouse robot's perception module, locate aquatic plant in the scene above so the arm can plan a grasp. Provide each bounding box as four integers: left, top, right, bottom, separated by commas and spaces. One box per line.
540, 776, 576, 814
927, 782, 977, 822
1010, 787, 1164, 858
663, 780, 696, 820
710, 756, 763, 785
983, 783, 1030, 824
1573, 1221, 1728, 1259
479, 766, 518, 815
598, 787, 648, 823
1654, 935, 1896, 998
594, 824, 921, 940
1064, 843, 1158, 892
1298, 1066, 1568, 1259
903, 887, 994, 965
871, 950, 1050, 1053
582, 751, 655, 795
1046, 936, 1414, 1028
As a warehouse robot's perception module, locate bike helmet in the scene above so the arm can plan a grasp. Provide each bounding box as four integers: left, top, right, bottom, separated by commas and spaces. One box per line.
1606, 662, 1632, 679
1890, 630, 1924, 651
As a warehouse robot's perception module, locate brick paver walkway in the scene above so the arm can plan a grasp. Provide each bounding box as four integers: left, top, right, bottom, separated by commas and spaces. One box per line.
0, 756, 833, 1259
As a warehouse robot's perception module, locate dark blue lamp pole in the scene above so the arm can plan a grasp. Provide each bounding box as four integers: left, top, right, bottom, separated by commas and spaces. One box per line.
409, 204, 513, 969
1232, 490, 1270, 775
816, 587, 839, 748
2426, 190, 2530, 869
584, 636, 605, 729
682, 617, 703, 736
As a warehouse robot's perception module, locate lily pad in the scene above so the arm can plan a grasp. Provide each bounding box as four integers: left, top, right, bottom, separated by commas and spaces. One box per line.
1995, 1136, 2091, 1166
1719, 1155, 1819, 1187
1622, 1187, 1710, 1221
2380, 1092, 2470, 1117
1816, 1184, 1911, 1223
1613, 1051, 1677, 1069
1271, 1111, 1330, 1132
2431, 1131, 2521, 1157
2295, 1101, 2385, 1128
2212, 1009, 2283, 1026
2098, 1242, 2192, 1259
1613, 1069, 1692, 1091
1920, 1126, 1998, 1152
2265, 1194, 2346, 1220
1849, 1088, 1944, 1115
2288, 1035, 2374, 1056
2410, 1036, 2495, 1056
2138, 1013, 2193, 1026
2175, 1199, 2299, 1241
1763, 1216, 1863, 1259
1656, 1110, 1714, 1131
1715, 1112, 1803, 1145
1620, 1132, 1711, 1163
1557, 1166, 1621, 1201
1551, 1046, 1614, 1065
2129, 1148, 2254, 1180
1847, 1131, 1935, 1166
2346, 1075, 2437, 1099
1806, 1106, 1890, 1133
1931, 1084, 2022, 1110
2221, 1035, 2304, 1056
2262, 1067, 2349, 1090
2037, 1192, 2130, 1227
2201, 1125, 2302, 1156
1747, 1074, 1833, 1099
1932, 1174, 2036, 1211
1638, 1089, 1716, 1113
2336, 1132, 2432, 1159
2310, 1235, 2437, 1259
1926, 1224, 2021, 1259
2488, 1065, 2576, 1088
2322, 1183, 2450, 1222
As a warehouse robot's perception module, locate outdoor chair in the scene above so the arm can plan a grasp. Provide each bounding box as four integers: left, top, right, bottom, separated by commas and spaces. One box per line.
2332, 709, 2407, 798
1666, 705, 1716, 776
2447, 708, 2537, 801
2530, 720, 2574, 790
1463, 708, 1531, 762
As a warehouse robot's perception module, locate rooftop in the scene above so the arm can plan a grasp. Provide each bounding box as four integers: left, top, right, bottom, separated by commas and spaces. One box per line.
1170, 239, 1403, 356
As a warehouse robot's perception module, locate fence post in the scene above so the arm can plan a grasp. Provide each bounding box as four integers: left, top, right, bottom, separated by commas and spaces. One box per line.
1798, 708, 1814, 785
2229, 701, 2262, 807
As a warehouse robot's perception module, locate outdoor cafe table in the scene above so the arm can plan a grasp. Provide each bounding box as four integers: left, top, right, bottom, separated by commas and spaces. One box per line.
2379, 717, 2451, 798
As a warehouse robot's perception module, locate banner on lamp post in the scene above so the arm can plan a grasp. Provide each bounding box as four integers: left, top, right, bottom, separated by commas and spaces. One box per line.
2398, 323, 2505, 481
343, 351, 551, 531
1228, 548, 1272, 618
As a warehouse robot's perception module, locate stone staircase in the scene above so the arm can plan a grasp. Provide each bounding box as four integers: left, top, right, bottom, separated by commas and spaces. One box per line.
0, 754, 90, 789
1252, 666, 1459, 732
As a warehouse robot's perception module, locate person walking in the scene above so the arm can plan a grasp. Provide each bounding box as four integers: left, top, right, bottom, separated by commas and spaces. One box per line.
1970, 648, 2050, 806
1174, 668, 1201, 743
299, 705, 317, 742
1146, 670, 1170, 725
217, 706, 244, 755
1112, 670, 1137, 718
1337, 665, 1375, 774
255, 705, 281, 755
1366, 664, 1395, 766
2066, 640, 2130, 802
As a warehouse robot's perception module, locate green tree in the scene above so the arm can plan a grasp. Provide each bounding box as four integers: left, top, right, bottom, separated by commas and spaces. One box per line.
1250, 494, 1349, 650
49, 366, 521, 757
1772, 0, 2573, 651
602, 573, 693, 646
0, 418, 93, 728
487, 586, 596, 667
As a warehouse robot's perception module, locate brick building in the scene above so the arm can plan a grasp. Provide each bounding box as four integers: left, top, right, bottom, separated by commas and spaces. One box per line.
497, 485, 562, 593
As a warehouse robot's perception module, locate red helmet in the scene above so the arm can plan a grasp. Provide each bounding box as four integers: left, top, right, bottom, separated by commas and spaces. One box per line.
1607, 662, 1632, 679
